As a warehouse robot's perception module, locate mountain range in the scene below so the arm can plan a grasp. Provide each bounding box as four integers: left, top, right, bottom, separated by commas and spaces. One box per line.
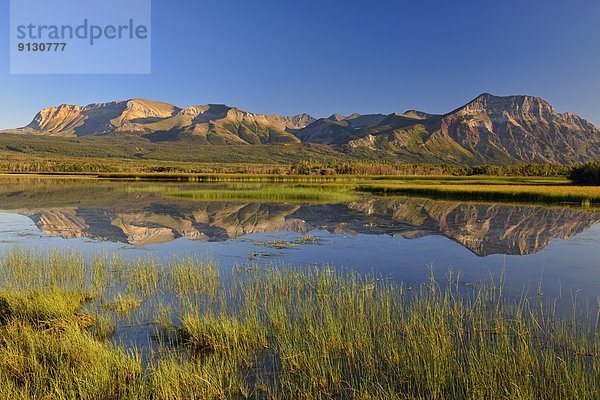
2, 93, 599, 164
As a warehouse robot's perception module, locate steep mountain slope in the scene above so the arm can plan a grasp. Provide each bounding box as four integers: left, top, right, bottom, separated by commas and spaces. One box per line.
293, 113, 387, 144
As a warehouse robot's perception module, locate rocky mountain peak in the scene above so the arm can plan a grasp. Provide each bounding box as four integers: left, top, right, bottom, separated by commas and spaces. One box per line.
458, 93, 556, 119
328, 114, 346, 122
27, 104, 84, 132
273, 113, 317, 129
402, 110, 435, 119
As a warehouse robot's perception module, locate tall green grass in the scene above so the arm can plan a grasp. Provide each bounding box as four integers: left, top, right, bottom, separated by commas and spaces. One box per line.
0, 250, 597, 399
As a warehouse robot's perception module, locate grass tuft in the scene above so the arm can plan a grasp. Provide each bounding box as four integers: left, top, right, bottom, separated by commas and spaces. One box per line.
0, 288, 89, 327
103, 294, 142, 316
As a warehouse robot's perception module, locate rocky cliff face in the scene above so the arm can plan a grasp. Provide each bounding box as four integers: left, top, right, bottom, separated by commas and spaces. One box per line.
435, 94, 600, 163
24, 99, 180, 137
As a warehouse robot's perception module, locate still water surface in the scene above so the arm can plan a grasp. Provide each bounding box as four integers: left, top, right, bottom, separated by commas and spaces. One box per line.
0, 176, 598, 310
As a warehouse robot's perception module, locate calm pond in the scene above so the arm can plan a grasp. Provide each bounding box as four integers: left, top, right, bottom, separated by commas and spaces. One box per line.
0, 176, 598, 311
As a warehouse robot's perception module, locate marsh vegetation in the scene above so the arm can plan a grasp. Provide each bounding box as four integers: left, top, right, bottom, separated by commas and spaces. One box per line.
0, 250, 597, 399
122, 176, 600, 207
165, 184, 357, 203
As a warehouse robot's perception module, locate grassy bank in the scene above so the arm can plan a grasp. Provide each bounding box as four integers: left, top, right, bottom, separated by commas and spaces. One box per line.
357, 178, 600, 206
0, 250, 597, 399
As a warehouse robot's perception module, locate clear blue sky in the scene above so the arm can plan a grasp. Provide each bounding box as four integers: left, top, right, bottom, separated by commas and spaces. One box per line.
1, 0, 599, 129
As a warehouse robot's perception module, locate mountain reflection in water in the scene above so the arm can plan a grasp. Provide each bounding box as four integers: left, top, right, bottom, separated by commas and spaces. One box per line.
0, 178, 597, 257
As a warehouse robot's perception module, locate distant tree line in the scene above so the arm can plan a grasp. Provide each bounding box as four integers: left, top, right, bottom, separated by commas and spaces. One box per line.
1, 153, 597, 180
289, 160, 574, 177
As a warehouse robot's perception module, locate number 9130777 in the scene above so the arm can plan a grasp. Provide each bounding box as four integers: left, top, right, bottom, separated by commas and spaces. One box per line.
18, 42, 67, 52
